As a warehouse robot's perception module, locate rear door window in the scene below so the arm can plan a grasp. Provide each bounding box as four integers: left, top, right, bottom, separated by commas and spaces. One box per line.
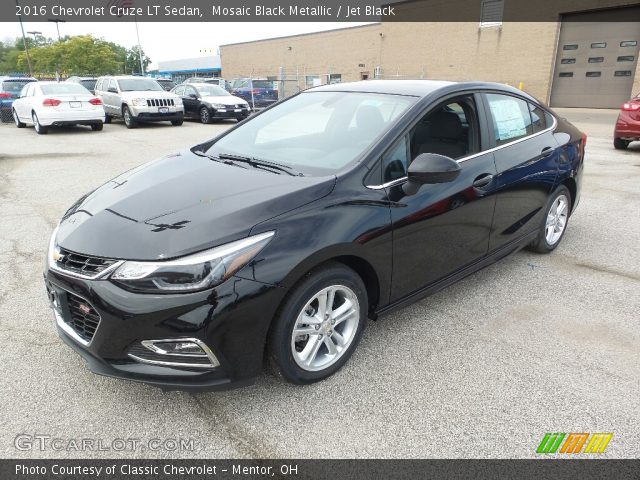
485, 93, 533, 146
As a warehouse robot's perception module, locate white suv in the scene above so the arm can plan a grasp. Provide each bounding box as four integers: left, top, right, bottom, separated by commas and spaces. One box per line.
95, 76, 184, 128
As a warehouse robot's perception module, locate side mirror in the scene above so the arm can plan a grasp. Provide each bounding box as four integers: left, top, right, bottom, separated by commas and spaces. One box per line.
107, 87, 118, 94
189, 93, 198, 99
402, 153, 461, 195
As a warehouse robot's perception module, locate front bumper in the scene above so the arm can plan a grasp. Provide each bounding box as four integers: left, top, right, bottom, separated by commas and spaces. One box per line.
44, 266, 283, 391
212, 107, 250, 119
130, 105, 184, 121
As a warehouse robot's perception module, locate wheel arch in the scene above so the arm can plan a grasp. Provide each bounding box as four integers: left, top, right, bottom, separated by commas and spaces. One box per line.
561, 177, 577, 215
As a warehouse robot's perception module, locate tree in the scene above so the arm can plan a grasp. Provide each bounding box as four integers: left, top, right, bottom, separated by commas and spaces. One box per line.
125, 45, 151, 74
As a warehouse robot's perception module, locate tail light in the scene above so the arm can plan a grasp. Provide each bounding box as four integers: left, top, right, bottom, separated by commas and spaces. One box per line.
579, 132, 587, 160
0, 92, 11, 99
42, 98, 61, 107
89, 97, 102, 105
622, 102, 640, 111
251, 89, 261, 95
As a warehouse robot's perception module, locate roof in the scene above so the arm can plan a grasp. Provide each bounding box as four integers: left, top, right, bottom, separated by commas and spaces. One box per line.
311, 79, 535, 100
311, 80, 456, 97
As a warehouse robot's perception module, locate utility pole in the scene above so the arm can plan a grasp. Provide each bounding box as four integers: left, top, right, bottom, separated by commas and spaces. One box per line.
134, 16, 145, 75
48, 18, 65, 41
15, 0, 33, 76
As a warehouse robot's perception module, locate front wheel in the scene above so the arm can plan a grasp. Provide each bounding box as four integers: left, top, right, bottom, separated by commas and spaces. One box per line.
171, 116, 184, 126
199, 107, 211, 124
13, 109, 25, 128
104, 114, 112, 124
268, 263, 368, 384
91, 123, 103, 131
123, 106, 137, 129
527, 185, 571, 253
614, 138, 629, 150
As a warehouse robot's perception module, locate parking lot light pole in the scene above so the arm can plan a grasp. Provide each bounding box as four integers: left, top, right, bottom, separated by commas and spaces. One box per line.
15, 0, 33, 76
48, 18, 65, 42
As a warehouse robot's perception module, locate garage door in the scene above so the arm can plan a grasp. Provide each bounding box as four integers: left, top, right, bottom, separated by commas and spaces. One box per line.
550, 7, 640, 108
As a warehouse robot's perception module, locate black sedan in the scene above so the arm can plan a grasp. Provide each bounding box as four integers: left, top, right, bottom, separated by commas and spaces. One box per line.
171, 83, 250, 123
44, 80, 585, 390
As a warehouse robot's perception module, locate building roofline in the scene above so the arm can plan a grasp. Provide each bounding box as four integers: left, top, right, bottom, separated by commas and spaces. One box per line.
220, 23, 381, 48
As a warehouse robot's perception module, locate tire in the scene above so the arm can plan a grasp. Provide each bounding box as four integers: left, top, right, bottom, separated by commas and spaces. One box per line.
527, 185, 571, 254
614, 138, 629, 150
122, 106, 137, 129
13, 109, 25, 128
171, 116, 184, 126
32, 112, 48, 134
91, 123, 103, 131
268, 262, 368, 384
104, 115, 112, 124
199, 107, 212, 124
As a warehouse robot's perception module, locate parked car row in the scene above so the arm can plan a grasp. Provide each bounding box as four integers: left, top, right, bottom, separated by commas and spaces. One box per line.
8, 75, 252, 134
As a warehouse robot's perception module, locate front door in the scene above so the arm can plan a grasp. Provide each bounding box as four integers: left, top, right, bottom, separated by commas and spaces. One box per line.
386, 95, 498, 301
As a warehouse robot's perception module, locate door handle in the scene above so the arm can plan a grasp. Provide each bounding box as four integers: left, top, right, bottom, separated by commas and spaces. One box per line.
541, 146, 554, 158
472, 174, 494, 189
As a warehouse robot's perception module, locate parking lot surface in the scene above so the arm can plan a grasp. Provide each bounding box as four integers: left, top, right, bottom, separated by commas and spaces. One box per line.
0, 110, 638, 458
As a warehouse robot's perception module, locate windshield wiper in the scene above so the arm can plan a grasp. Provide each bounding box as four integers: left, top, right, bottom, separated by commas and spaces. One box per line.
217, 153, 304, 177
192, 149, 248, 169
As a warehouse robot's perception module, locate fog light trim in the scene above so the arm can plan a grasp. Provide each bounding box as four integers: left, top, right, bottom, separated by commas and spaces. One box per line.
128, 338, 220, 369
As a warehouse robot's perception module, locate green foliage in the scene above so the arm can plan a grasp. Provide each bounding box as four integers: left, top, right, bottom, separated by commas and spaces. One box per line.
1, 35, 151, 76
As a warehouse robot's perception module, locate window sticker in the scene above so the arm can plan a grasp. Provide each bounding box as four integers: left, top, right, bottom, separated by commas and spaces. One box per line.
489, 98, 527, 141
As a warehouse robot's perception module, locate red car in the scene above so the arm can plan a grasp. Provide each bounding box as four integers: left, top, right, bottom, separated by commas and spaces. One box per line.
614, 94, 640, 150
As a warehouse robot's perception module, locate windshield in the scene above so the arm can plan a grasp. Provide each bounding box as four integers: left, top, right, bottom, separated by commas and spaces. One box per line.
2, 80, 34, 93
197, 85, 229, 96
207, 91, 416, 175
117, 78, 163, 92
251, 80, 273, 89
41, 83, 90, 95
79, 79, 97, 90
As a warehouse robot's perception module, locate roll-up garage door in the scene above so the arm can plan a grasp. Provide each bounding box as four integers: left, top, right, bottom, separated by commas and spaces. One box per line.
550, 6, 640, 108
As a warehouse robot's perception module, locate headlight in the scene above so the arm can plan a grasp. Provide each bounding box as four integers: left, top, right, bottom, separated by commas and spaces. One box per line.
173, 97, 183, 106
110, 231, 274, 293
131, 98, 147, 107
211, 103, 226, 109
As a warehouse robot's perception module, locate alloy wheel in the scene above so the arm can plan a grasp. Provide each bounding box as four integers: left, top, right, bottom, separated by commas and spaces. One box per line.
290, 285, 360, 372
545, 194, 568, 245
200, 108, 210, 123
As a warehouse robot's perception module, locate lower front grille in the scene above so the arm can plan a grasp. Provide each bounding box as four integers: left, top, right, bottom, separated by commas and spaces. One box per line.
65, 293, 101, 342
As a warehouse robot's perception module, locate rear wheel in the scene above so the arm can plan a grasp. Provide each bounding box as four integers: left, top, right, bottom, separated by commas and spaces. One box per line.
268, 263, 367, 384
13, 109, 25, 128
122, 106, 137, 129
614, 138, 629, 150
32, 112, 48, 134
91, 123, 103, 131
104, 114, 112, 124
527, 185, 571, 254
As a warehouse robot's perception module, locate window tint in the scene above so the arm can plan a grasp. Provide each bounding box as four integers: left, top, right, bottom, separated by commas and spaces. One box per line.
620, 40, 637, 47
617, 56, 634, 62
382, 135, 410, 182
561, 58, 576, 64
108, 79, 117, 91
41, 83, 90, 95
528, 103, 548, 134
585, 71, 601, 77
591, 42, 606, 48
485, 94, 532, 146
559, 72, 574, 77
95, 79, 103, 91
563, 44, 578, 50
588, 57, 604, 63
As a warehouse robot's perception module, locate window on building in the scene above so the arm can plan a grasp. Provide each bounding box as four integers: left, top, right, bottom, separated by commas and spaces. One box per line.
585, 71, 601, 77
617, 56, 635, 62
588, 57, 604, 63
591, 42, 607, 48
305, 75, 321, 88
620, 40, 637, 47
561, 58, 576, 64
329, 74, 342, 84
479, 0, 504, 27
559, 72, 574, 77
614, 71, 632, 77
563, 44, 578, 50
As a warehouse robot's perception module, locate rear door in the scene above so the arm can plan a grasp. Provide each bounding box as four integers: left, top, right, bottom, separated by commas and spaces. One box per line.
481, 92, 559, 251
182, 86, 198, 116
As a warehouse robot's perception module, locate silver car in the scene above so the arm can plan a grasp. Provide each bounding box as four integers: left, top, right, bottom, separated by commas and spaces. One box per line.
94, 76, 184, 128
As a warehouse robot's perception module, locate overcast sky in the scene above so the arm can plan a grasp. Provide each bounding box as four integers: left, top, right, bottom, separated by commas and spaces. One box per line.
0, 22, 371, 68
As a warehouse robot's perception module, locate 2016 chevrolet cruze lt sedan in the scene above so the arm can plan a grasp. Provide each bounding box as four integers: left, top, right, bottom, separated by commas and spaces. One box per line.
44, 80, 585, 390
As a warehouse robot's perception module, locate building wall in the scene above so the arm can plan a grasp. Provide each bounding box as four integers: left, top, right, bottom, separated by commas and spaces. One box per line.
220, 0, 640, 104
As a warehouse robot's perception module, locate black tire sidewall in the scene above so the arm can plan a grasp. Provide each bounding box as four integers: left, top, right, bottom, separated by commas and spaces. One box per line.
539, 185, 571, 252
269, 264, 368, 384
200, 107, 210, 124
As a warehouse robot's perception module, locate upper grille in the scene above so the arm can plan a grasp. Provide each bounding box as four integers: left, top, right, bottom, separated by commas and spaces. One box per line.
55, 247, 118, 278
146, 98, 175, 107
66, 293, 101, 342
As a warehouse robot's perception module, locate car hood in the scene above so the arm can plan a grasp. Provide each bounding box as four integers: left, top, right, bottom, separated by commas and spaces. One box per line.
120, 90, 179, 100
56, 149, 335, 260
201, 95, 247, 106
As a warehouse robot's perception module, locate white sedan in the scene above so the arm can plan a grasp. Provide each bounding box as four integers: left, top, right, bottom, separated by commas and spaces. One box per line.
12, 81, 105, 134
